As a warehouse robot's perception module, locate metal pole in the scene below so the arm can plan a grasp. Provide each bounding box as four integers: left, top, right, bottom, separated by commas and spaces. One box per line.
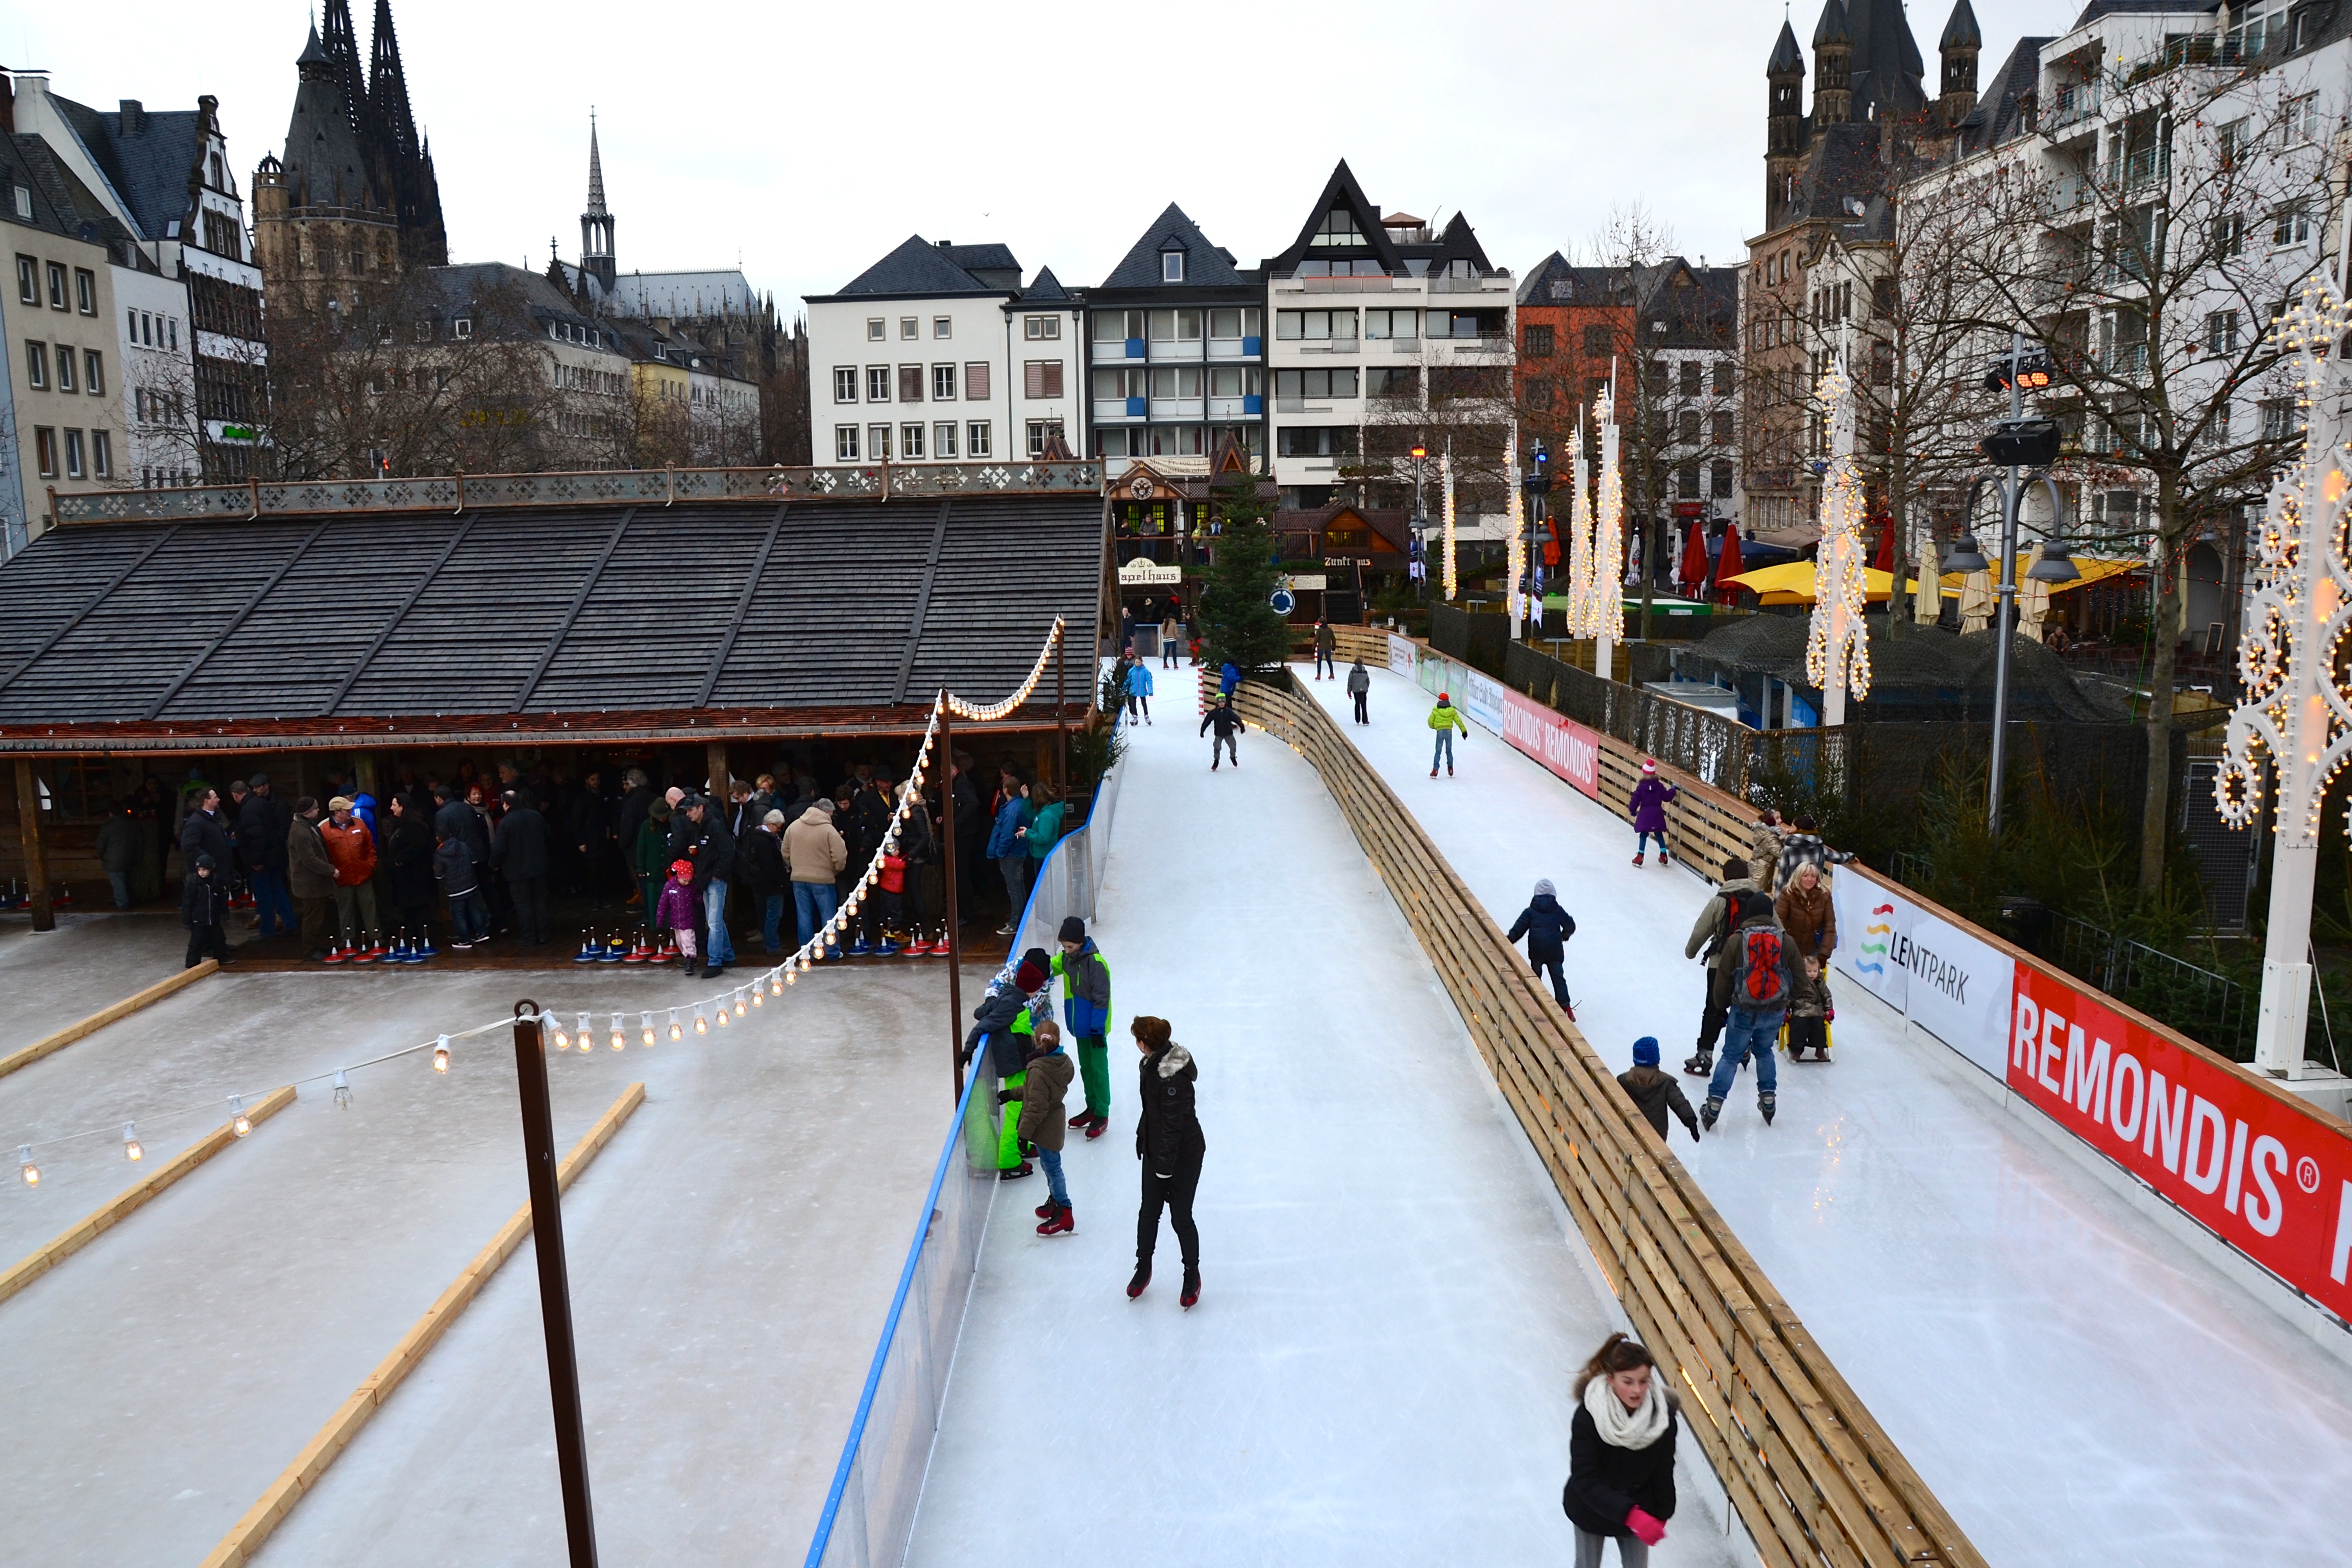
1987, 328, 2025, 838
511, 1002, 598, 1568
939, 704, 965, 1102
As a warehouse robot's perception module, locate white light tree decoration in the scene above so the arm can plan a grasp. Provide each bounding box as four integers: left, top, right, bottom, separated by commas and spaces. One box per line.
1505, 427, 1526, 635
1565, 411, 1596, 639
1440, 445, 1458, 601
1805, 348, 1872, 725
1589, 381, 1626, 680
2215, 285, 2352, 1081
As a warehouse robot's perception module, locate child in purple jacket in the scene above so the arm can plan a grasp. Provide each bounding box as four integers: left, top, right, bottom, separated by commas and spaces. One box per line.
656, 858, 700, 966
1629, 759, 1677, 867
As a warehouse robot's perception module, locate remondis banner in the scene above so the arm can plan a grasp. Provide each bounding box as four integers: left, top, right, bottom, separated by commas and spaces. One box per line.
1500, 688, 1600, 799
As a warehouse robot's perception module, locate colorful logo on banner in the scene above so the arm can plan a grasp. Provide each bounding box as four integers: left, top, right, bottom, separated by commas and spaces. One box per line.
1856, 904, 1895, 977
1501, 688, 1600, 799
2009, 964, 2352, 1322
1827, 873, 2010, 1076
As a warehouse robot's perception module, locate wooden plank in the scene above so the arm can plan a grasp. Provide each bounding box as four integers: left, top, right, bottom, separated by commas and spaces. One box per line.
0, 1083, 296, 1307
0, 960, 218, 1081
198, 1082, 645, 1568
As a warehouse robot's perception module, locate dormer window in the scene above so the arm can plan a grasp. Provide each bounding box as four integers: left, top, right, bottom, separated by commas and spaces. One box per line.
452, 317, 472, 339
1162, 250, 1185, 283
1310, 208, 1366, 248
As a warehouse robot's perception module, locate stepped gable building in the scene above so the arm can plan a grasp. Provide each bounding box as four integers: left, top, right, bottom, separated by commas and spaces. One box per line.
252, 0, 447, 300
1745, 0, 1983, 541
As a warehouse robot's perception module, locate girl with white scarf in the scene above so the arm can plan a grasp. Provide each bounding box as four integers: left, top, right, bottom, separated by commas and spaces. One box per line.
1561, 1334, 1679, 1566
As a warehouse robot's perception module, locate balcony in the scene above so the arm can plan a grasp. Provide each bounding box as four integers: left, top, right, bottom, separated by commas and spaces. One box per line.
1150, 398, 1206, 420
1291, 338, 1360, 356
1425, 273, 1512, 294
1207, 335, 1263, 359
2045, 80, 2101, 133
1274, 398, 1334, 414
1093, 397, 1145, 422
1274, 275, 1400, 294
1148, 337, 1206, 362
1422, 333, 1513, 360
1207, 395, 1262, 418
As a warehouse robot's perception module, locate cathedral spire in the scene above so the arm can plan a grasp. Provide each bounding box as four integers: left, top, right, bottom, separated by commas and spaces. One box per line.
369, 0, 419, 161
586, 113, 608, 216
581, 112, 616, 292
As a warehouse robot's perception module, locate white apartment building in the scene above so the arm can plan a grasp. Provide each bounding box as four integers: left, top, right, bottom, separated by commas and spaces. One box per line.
806, 236, 1083, 469
1259, 162, 1516, 530
114, 264, 195, 488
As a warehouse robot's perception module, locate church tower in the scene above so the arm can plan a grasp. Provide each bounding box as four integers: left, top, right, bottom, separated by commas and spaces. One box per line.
581, 116, 616, 293
1939, 0, 1982, 123
1766, 20, 1806, 229
1812, 0, 1852, 126
365, 0, 446, 265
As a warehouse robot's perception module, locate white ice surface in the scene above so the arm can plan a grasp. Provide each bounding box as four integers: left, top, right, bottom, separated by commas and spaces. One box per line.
905, 669, 1741, 1568
1304, 662, 2352, 1568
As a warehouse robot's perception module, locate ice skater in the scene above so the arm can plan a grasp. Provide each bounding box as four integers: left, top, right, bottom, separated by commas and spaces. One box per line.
1313, 619, 1336, 679
1775, 862, 1835, 1061
1019, 1019, 1079, 1235
1680, 856, 1755, 1077
1562, 1333, 1681, 1566
1124, 657, 1155, 724
964, 948, 1055, 1181
1428, 691, 1467, 776
1506, 878, 1576, 1014
1055, 915, 1114, 1139
1702, 891, 1788, 1130
656, 859, 701, 970
1128, 1015, 1203, 1309
1629, 759, 1675, 866
1345, 657, 1371, 723
1201, 694, 1242, 771
181, 851, 229, 968
1218, 659, 1241, 699
1160, 614, 1181, 669
1615, 1037, 1700, 1144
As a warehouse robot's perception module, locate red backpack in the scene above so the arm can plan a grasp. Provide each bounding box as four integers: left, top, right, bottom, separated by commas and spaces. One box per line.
1734, 925, 1789, 1009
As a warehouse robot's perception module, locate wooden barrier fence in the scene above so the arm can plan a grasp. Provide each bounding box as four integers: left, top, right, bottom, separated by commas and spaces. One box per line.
1224, 669, 1984, 1568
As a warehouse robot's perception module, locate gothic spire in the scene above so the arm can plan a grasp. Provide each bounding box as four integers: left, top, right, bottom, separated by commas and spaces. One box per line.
369, 0, 420, 161
585, 113, 608, 217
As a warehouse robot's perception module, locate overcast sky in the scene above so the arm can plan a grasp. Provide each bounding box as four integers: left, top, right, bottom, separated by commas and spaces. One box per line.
18, 0, 2064, 313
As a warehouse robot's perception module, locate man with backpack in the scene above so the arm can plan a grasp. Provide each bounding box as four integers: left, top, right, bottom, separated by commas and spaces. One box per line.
1704, 890, 1790, 1131
1681, 856, 1756, 1078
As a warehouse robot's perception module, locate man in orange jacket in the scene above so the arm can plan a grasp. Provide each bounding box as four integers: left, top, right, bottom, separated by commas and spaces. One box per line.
321, 795, 381, 953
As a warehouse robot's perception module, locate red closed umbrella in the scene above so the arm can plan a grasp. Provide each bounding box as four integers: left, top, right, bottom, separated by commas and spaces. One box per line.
1677, 521, 1708, 597
1872, 517, 1894, 572
1713, 522, 1744, 604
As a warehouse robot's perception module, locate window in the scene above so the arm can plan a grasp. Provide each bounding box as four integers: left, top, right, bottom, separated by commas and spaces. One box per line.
1712, 358, 1733, 396
34, 427, 57, 478
1275, 426, 1359, 458
46, 261, 67, 309
900, 317, 918, 340
9, 185, 25, 219
167, 317, 177, 350
453, 317, 472, 338
15, 255, 35, 303
2208, 310, 2241, 354
84, 350, 103, 395
1162, 251, 1184, 283
833, 366, 858, 402
2217, 118, 2249, 167
91, 430, 111, 478
55, 346, 74, 393
2273, 204, 2313, 247
1309, 207, 1367, 248
1367, 365, 1419, 396
1207, 365, 1258, 398
2261, 399, 2298, 441
1711, 411, 1733, 445
1024, 314, 1062, 340
1679, 361, 1701, 397
964, 361, 990, 401
1364, 309, 1418, 340
1526, 379, 1554, 411
1147, 309, 1202, 341
934, 316, 952, 339
1275, 309, 1359, 341
867, 365, 892, 402
2288, 93, 2320, 143
967, 421, 991, 457
930, 363, 957, 401
1149, 366, 1206, 399
1870, 277, 1896, 318
901, 422, 925, 459
935, 421, 958, 458
24, 341, 46, 389
1710, 458, 1733, 497
868, 423, 892, 459
835, 424, 860, 460
1583, 325, 1612, 356
1023, 359, 1064, 398
1677, 463, 1699, 499
898, 364, 924, 403
1025, 418, 1063, 456
63, 429, 85, 479
1522, 324, 1554, 357
1679, 409, 1701, 443
2215, 213, 2245, 258
1208, 307, 1260, 339
1272, 368, 1358, 400
867, 318, 886, 341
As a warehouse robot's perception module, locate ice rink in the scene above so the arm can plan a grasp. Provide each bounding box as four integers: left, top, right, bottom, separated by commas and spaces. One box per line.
1303, 660, 2352, 1567
905, 667, 1741, 1568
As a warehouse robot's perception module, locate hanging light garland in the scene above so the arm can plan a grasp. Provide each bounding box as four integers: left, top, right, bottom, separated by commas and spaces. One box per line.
1805, 349, 1872, 716
8, 617, 1072, 1175
1504, 428, 1526, 632
1440, 448, 1458, 602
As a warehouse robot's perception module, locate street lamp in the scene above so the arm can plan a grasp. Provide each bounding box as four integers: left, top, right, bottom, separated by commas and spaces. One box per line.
1972, 329, 2064, 836
2216, 285, 2351, 1082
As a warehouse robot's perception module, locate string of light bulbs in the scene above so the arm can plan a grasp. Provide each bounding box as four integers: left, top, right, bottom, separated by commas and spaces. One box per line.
1804, 350, 1873, 708
1504, 428, 1526, 634
12, 619, 1072, 1191
1440, 448, 1458, 602
1588, 383, 1626, 643
1564, 413, 1596, 639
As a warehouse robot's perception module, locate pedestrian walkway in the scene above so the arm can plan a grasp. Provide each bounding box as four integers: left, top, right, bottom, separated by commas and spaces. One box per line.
1302, 661, 2352, 1568
905, 666, 1741, 1567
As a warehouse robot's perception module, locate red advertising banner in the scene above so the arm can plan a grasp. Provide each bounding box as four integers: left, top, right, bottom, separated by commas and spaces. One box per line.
2009, 963, 2352, 1320
1501, 688, 1600, 800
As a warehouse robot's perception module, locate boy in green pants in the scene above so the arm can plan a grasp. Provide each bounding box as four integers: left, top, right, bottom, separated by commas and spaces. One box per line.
1054, 916, 1114, 1140
963, 948, 1054, 1179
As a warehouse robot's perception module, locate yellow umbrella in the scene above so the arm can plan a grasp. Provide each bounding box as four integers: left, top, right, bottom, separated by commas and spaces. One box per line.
1722, 561, 1918, 605
1937, 555, 2142, 595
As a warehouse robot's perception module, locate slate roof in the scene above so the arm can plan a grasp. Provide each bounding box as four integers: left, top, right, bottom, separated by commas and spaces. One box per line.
0, 494, 1103, 745
603, 270, 761, 320
1516, 253, 1633, 309
814, 235, 1024, 301
1098, 203, 1251, 290
43, 94, 204, 242
4, 134, 147, 261
1952, 36, 2055, 156
1016, 266, 1073, 304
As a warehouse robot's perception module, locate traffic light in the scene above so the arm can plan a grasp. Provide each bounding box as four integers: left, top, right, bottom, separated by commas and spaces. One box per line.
1524, 444, 1552, 495
1984, 348, 2054, 393
1979, 417, 2061, 467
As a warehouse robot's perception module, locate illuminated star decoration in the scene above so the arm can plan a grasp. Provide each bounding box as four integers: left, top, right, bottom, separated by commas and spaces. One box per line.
1804, 350, 1872, 704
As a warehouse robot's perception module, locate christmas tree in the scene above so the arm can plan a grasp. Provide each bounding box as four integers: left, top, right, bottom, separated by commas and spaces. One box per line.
1196, 474, 1290, 677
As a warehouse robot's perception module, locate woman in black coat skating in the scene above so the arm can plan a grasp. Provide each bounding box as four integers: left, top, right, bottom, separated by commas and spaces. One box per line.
1128, 1015, 1205, 1310
1507, 878, 1577, 1013
1563, 1334, 1679, 1566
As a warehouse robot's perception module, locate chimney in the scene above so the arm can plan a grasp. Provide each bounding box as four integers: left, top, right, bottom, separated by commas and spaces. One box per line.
0, 73, 12, 135
119, 99, 144, 136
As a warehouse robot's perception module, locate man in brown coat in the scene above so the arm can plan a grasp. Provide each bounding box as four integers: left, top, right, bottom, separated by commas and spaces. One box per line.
286, 797, 339, 961
1016, 1019, 1079, 1236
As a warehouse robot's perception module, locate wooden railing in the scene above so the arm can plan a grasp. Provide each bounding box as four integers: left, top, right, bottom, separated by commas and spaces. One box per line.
1224, 668, 1985, 1568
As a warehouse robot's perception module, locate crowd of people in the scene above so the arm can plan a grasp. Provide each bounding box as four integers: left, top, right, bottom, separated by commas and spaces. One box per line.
128, 748, 1080, 968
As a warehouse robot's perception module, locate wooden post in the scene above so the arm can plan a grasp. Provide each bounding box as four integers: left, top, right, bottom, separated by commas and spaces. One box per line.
939, 705, 965, 1103
1056, 632, 1068, 794
353, 753, 380, 796
512, 1002, 600, 1568
15, 760, 52, 933
705, 742, 729, 804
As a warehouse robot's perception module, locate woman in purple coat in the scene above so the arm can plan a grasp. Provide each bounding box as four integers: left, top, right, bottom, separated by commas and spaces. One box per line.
1628, 758, 1677, 867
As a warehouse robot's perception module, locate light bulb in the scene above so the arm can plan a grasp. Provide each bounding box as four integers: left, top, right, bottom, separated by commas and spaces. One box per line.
733, 991, 747, 1018
768, 974, 782, 997
610, 1013, 625, 1051
434, 1035, 451, 1073
750, 984, 764, 1008
785, 966, 798, 986
798, 954, 811, 973
553, 1018, 570, 1050
17, 1145, 37, 1187
715, 1002, 729, 1029
122, 1122, 143, 1162
668, 1007, 682, 1041
228, 1094, 251, 1138
332, 1069, 351, 1109
581, 1014, 595, 1052
641, 1011, 655, 1047
694, 1009, 708, 1035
